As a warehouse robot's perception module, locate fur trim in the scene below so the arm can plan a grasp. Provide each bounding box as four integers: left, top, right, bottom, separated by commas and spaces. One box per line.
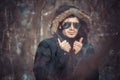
50, 8, 91, 34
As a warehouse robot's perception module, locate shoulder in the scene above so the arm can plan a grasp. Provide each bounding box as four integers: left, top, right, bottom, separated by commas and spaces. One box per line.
36, 37, 57, 57
80, 41, 95, 55
85, 41, 95, 54
38, 37, 57, 48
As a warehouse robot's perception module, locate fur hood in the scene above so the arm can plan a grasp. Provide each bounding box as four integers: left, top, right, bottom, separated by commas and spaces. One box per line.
50, 7, 91, 34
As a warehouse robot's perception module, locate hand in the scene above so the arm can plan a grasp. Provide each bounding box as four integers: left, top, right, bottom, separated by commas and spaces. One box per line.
73, 37, 83, 54
58, 38, 71, 53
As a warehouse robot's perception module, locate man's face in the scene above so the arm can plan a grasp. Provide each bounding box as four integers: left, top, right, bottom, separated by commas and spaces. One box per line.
62, 17, 80, 38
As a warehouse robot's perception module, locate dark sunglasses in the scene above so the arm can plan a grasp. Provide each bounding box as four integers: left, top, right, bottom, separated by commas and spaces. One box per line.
62, 22, 81, 29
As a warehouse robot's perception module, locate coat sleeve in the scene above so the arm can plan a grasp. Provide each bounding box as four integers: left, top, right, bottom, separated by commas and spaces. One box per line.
33, 40, 56, 80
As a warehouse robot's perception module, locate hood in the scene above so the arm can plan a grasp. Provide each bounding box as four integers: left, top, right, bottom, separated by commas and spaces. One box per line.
50, 6, 91, 34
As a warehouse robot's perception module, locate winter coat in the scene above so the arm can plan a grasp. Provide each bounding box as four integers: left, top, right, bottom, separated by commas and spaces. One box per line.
33, 35, 99, 80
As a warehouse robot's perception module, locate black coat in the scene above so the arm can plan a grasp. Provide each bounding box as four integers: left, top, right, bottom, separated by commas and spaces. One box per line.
33, 36, 99, 80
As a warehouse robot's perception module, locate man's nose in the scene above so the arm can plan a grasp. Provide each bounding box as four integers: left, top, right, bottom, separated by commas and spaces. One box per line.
69, 23, 74, 29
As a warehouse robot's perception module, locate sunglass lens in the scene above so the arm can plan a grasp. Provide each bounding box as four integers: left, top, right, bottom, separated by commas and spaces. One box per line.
74, 23, 81, 29
62, 22, 71, 29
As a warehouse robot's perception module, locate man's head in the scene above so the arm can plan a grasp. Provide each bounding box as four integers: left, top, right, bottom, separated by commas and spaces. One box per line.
61, 15, 80, 38
51, 5, 90, 41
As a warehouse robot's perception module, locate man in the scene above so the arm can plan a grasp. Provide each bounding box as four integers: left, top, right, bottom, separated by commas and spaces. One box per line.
33, 5, 99, 80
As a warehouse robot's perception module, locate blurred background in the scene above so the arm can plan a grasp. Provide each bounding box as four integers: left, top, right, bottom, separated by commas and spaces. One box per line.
0, 0, 120, 80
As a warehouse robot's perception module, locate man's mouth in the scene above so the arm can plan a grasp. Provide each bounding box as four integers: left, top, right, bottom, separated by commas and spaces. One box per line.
68, 31, 75, 35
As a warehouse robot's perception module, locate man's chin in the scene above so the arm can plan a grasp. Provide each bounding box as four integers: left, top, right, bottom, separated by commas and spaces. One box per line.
68, 35, 76, 38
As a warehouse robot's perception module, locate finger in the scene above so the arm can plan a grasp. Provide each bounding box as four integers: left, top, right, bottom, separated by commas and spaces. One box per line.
74, 41, 82, 47
62, 40, 67, 44
58, 38, 61, 44
62, 42, 70, 48
65, 42, 70, 45
74, 41, 80, 46
79, 37, 83, 43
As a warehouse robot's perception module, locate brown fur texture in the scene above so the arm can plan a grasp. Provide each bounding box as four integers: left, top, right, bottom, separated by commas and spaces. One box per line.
50, 8, 91, 34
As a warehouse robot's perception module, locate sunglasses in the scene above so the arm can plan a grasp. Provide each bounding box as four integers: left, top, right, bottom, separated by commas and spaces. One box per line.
62, 22, 81, 29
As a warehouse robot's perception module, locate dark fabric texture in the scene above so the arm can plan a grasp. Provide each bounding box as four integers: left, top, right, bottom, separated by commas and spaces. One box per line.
33, 36, 99, 80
